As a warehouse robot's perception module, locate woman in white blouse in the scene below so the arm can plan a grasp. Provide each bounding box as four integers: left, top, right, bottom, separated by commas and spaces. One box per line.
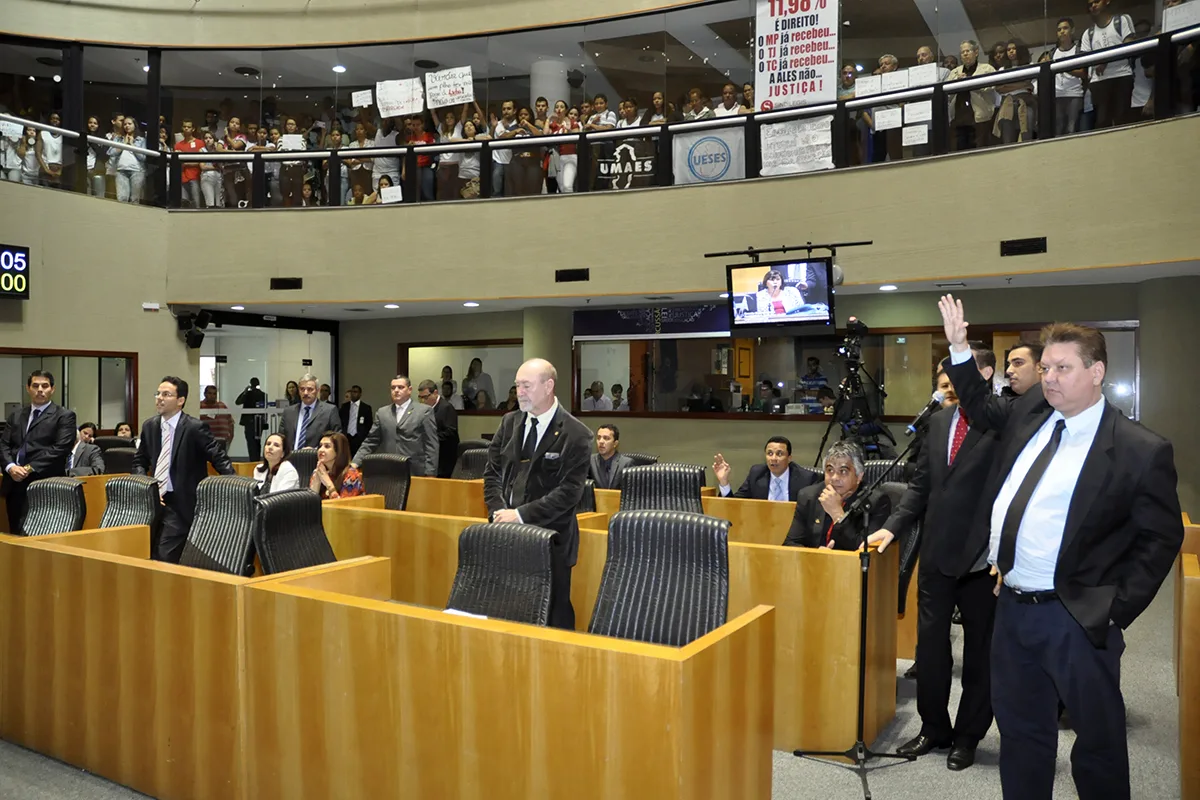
253, 432, 301, 494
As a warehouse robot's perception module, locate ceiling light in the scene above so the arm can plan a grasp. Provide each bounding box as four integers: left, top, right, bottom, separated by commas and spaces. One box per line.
28, 75, 35, 82
463, 301, 480, 308
879, 284, 898, 292
855, 64, 864, 72
230, 305, 245, 311
52, 75, 61, 83
142, 65, 150, 73
384, 303, 399, 309
719, 292, 729, 298
332, 65, 346, 73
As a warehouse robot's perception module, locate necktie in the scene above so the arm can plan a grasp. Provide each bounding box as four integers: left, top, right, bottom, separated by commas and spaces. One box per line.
16, 408, 42, 465
521, 417, 539, 461
155, 420, 173, 497
67, 445, 76, 471
997, 419, 1067, 575
511, 417, 540, 505
296, 405, 312, 448
769, 476, 785, 502
348, 404, 357, 437
949, 409, 969, 464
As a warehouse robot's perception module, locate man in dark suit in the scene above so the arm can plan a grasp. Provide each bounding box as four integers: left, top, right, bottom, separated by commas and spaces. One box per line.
870, 354, 1001, 771
939, 295, 1182, 800
0, 370, 77, 534
783, 440, 890, 550
282, 374, 342, 451
352, 376, 439, 476
589, 424, 633, 489
133, 376, 234, 562
67, 422, 107, 477
484, 358, 591, 630
713, 435, 821, 501
417, 380, 458, 478
339, 384, 374, 456
235, 377, 267, 458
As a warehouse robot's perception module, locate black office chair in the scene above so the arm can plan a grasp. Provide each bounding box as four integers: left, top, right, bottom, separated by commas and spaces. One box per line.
622, 452, 659, 468
251, 489, 336, 575
577, 479, 597, 513
287, 448, 319, 484
619, 464, 705, 513
360, 454, 412, 510
456, 439, 489, 463
452, 448, 489, 480
589, 510, 730, 646
445, 522, 557, 626
178, 476, 259, 576
877, 481, 923, 613
103, 447, 137, 475
862, 459, 904, 487
99, 475, 160, 529
658, 461, 707, 487
20, 477, 87, 536
93, 435, 131, 453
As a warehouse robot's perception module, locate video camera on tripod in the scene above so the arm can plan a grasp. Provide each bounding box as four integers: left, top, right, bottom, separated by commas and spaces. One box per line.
814, 317, 897, 467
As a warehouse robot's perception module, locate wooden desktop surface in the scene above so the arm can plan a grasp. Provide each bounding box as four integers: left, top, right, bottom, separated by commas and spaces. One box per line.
241, 558, 775, 800
406, 476, 489, 518
1179, 554, 1199, 800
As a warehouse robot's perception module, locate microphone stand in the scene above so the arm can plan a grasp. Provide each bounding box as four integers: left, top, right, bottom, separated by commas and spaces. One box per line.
792, 427, 926, 800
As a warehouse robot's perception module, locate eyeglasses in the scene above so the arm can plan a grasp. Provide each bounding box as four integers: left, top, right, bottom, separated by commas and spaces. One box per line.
154, 392, 177, 398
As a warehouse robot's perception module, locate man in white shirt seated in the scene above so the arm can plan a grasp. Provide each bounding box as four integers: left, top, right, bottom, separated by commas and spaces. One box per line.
581, 381, 614, 411
712, 436, 821, 501
714, 83, 742, 117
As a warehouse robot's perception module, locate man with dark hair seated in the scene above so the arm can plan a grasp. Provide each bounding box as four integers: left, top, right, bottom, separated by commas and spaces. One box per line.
712, 436, 821, 502
783, 440, 891, 550
589, 424, 633, 490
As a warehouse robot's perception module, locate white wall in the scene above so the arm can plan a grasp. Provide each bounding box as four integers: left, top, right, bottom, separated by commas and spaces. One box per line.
577, 342, 630, 403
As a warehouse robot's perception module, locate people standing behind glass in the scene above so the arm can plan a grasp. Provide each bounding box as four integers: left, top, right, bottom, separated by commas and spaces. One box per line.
547, 100, 579, 194
948, 40, 998, 151
249, 126, 278, 206
36, 111, 64, 188
221, 118, 250, 208
582, 381, 613, 411
443, 381, 464, 410
452, 120, 483, 199
741, 82, 757, 113
432, 102, 470, 201
838, 64, 865, 166
685, 88, 716, 120
308, 432, 363, 500
1080, 0, 1136, 129
172, 119, 205, 208
198, 131, 224, 208
489, 100, 520, 197
1129, 18, 1155, 120
404, 113, 437, 201
864, 54, 902, 162
714, 83, 742, 117
277, 117, 307, 207
504, 105, 543, 197
253, 432, 300, 493
463, 358, 495, 409
364, 113, 400, 189
83, 116, 107, 196
322, 128, 348, 204
440, 366, 458, 399
1052, 18, 1088, 135
343, 121, 374, 201
365, 174, 393, 204
615, 98, 644, 128
993, 40, 1036, 143
647, 91, 680, 125
108, 116, 146, 203
11, 127, 38, 185
285, 380, 301, 406
496, 386, 520, 412
611, 384, 630, 411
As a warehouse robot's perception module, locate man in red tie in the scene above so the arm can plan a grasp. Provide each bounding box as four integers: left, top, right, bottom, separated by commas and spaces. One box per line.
869, 349, 1000, 771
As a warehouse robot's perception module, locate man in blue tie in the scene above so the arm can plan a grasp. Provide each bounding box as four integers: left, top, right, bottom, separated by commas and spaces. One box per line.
712, 436, 820, 501
281, 373, 341, 452
0, 370, 77, 534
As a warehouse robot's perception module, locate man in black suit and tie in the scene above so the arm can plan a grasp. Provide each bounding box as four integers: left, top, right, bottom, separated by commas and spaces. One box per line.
132, 376, 234, 563
484, 358, 591, 630
417, 380, 458, 478
938, 296, 1182, 800
870, 354, 1001, 771
282, 374, 342, 451
783, 440, 891, 550
339, 384, 373, 455
712, 436, 821, 501
1, 370, 77, 534
589, 424, 633, 490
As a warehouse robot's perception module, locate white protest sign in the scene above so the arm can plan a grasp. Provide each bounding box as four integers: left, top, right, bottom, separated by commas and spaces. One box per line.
902, 125, 928, 146
1163, 1, 1200, 32
380, 185, 404, 204
873, 108, 902, 131
425, 66, 475, 109
753, 0, 839, 111
351, 89, 373, 108
0, 120, 23, 138
759, 115, 833, 176
854, 74, 881, 97
672, 128, 745, 184
881, 70, 909, 94
375, 79, 424, 118
281, 134, 306, 150
907, 63, 940, 87
904, 100, 933, 124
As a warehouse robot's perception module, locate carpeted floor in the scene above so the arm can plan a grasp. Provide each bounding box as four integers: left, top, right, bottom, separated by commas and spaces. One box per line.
0, 571, 1181, 799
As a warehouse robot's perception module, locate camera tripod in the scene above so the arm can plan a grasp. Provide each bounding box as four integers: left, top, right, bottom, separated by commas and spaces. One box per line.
813, 359, 896, 470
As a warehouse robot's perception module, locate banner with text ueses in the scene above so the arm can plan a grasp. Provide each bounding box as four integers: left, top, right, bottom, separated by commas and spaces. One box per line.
672, 128, 745, 185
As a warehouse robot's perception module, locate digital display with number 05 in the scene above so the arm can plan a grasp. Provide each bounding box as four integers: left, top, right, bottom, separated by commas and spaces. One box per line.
0, 244, 30, 299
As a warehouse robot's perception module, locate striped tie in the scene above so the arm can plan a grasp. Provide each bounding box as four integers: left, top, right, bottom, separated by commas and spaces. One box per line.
296, 405, 312, 449
155, 421, 172, 497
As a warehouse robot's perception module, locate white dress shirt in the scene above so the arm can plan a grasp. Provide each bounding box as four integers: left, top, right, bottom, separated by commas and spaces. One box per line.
159, 412, 181, 494
582, 395, 613, 411
393, 399, 412, 421
253, 460, 301, 493
513, 401, 559, 522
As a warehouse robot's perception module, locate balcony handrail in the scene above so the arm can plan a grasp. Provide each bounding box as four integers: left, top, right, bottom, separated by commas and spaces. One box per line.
87, 134, 161, 158
1, 112, 78, 139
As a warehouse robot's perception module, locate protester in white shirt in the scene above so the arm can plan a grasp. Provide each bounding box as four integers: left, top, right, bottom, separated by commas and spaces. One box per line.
1080, 2, 1136, 128
1052, 18, 1088, 135
490, 100, 520, 197
714, 83, 742, 117
38, 111, 64, 187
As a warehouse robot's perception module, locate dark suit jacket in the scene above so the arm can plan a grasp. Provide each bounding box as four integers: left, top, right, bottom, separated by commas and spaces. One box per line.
67, 442, 106, 477
883, 405, 999, 578
282, 402, 342, 450
0, 403, 77, 493
589, 452, 634, 490
430, 398, 459, 479
783, 482, 892, 551
353, 402, 439, 477
946, 357, 1183, 647
483, 406, 591, 566
729, 462, 821, 501
132, 413, 234, 529
339, 401, 374, 451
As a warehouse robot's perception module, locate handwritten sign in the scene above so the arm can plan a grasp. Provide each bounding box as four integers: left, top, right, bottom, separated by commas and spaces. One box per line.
375, 79, 424, 119
904, 100, 933, 124
0, 120, 23, 138
425, 66, 475, 109
854, 74, 881, 98
380, 185, 404, 204
351, 89, 373, 108
280, 134, 306, 150
753, 0, 839, 111
881, 70, 909, 94
874, 108, 902, 131
759, 115, 833, 176
902, 125, 928, 146
1163, 1, 1200, 32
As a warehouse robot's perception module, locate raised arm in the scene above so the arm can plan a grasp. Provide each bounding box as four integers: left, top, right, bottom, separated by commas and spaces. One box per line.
939, 294, 1015, 432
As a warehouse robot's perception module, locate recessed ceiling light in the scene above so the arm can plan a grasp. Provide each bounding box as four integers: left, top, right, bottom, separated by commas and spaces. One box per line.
384, 303, 399, 309
719, 292, 729, 298
230, 305, 245, 311
142, 65, 150, 73
332, 65, 346, 73
879, 284, 898, 292
463, 301, 480, 308
52, 75, 61, 83
855, 64, 864, 72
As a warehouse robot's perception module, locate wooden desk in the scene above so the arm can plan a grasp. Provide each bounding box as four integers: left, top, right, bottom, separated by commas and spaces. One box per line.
1176, 526, 1200, 695
325, 506, 897, 752
0, 473, 119, 533
208, 462, 258, 478
1179, 554, 1200, 800
406, 477, 488, 518
0, 526, 375, 800
241, 558, 775, 800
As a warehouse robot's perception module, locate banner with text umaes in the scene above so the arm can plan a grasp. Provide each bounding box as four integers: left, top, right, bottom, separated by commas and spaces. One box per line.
672, 128, 745, 185
753, 0, 839, 111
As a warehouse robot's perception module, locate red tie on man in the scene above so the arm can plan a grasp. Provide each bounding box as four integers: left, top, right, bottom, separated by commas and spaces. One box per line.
949, 409, 969, 464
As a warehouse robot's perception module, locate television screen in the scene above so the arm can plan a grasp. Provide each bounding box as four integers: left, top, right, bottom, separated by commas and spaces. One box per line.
726, 258, 834, 333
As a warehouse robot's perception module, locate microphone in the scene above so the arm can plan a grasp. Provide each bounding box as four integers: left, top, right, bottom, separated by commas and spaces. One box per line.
905, 391, 945, 436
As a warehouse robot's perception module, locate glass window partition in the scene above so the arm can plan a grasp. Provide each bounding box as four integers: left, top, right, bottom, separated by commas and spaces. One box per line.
405, 342, 524, 412
0, 350, 137, 432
